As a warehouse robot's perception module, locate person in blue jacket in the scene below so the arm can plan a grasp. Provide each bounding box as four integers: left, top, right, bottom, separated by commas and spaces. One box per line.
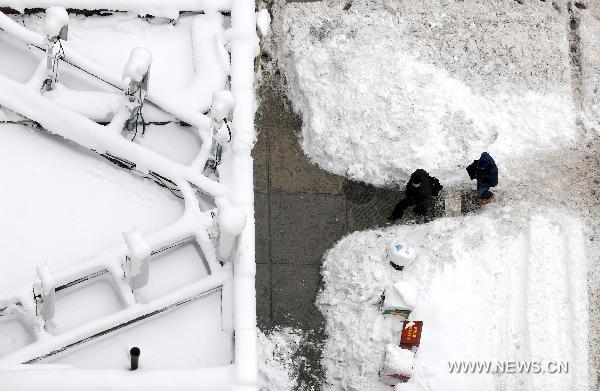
466, 152, 498, 204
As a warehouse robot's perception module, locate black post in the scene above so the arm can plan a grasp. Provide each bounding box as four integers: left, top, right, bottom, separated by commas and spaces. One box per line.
130, 347, 140, 370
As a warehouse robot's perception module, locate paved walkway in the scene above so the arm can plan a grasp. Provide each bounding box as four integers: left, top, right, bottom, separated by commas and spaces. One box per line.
254, 71, 484, 389
253, 76, 409, 389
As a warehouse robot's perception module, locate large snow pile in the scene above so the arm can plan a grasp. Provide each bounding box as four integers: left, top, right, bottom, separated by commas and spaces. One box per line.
272, 0, 577, 186
258, 327, 303, 391
317, 204, 589, 391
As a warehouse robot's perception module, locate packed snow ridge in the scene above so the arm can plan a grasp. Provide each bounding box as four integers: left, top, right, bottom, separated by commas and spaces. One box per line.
319, 205, 589, 391
272, 0, 579, 186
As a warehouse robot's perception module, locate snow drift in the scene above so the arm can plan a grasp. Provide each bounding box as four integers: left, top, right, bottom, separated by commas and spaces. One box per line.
273, 0, 577, 186
318, 204, 589, 391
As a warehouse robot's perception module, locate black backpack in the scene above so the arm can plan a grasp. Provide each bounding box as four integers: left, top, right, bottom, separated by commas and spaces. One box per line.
466, 160, 478, 180
430, 176, 443, 196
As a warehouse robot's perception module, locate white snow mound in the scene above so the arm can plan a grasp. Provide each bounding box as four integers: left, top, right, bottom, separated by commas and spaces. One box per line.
318, 204, 589, 391
275, 0, 577, 186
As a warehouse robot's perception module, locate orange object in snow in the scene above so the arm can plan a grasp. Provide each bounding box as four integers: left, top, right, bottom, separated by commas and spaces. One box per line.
400, 321, 423, 350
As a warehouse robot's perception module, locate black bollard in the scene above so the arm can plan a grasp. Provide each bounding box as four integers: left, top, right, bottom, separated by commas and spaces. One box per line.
130, 347, 140, 371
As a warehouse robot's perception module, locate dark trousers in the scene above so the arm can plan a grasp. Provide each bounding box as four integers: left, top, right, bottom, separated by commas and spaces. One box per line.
389, 197, 431, 219
476, 181, 493, 199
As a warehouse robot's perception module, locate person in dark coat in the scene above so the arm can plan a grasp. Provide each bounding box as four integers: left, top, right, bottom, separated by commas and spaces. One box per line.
388, 169, 442, 220
466, 152, 498, 203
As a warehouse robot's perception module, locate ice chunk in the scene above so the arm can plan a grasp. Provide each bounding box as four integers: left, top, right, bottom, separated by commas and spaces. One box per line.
256, 9, 271, 37
122, 47, 152, 83
43, 7, 68, 38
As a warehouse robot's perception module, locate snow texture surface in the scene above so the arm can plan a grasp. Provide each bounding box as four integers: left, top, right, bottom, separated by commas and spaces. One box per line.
318, 205, 589, 391
0, 1, 259, 389
273, 0, 577, 186
258, 327, 302, 391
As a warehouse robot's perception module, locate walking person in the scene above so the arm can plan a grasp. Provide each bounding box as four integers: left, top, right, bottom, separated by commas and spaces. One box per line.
388, 169, 442, 220
466, 152, 498, 204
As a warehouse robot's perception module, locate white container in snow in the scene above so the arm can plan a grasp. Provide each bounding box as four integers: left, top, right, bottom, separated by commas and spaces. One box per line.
380, 343, 416, 385
123, 228, 152, 289
382, 281, 417, 319
386, 242, 416, 270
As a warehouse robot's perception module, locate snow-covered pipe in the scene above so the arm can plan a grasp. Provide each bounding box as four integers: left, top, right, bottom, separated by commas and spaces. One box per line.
217, 204, 247, 260
228, 0, 258, 388
122, 47, 152, 133
0, 73, 226, 196
0, 11, 213, 132
42, 7, 68, 91
122, 228, 152, 290
0, 211, 204, 320
0, 271, 230, 366
34, 264, 55, 322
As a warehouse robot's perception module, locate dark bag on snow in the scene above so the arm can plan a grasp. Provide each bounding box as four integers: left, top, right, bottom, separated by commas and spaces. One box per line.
430, 176, 443, 196
466, 160, 478, 180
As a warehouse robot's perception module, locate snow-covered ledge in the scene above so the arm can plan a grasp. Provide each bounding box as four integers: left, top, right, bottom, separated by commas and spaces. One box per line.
0, 0, 233, 18
0, 1, 259, 390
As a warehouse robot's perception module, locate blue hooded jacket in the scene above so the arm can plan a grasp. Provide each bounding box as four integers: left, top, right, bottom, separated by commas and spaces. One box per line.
477, 152, 498, 187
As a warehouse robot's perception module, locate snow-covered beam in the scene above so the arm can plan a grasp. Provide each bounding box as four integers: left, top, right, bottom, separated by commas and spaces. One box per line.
0, 11, 213, 131
0, 270, 230, 366
0, 365, 235, 391
226, 0, 259, 389
0, 73, 225, 197
0, 0, 233, 17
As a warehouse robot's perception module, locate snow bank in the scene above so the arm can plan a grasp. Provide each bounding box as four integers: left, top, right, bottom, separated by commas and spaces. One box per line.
577, 3, 600, 136
273, 0, 577, 186
318, 204, 589, 391
258, 327, 302, 391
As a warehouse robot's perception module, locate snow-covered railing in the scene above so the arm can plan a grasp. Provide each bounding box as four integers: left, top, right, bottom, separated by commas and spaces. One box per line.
0, 2, 259, 390
0, 0, 233, 17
